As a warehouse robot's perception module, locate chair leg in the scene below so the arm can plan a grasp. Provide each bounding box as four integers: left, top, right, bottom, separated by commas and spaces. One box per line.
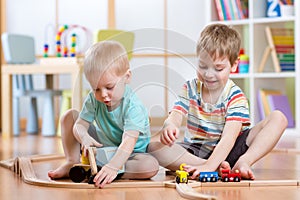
26, 97, 39, 134
13, 97, 20, 136
56, 94, 71, 137
41, 96, 56, 136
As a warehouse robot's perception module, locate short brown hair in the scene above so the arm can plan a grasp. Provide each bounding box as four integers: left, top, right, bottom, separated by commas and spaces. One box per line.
196, 23, 241, 66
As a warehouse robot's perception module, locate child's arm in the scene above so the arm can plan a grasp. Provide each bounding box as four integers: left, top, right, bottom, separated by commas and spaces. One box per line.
73, 118, 102, 156
161, 111, 184, 146
185, 121, 242, 179
93, 130, 139, 188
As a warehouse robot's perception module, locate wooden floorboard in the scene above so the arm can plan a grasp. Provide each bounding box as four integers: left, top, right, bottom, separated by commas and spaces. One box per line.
1, 133, 300, 200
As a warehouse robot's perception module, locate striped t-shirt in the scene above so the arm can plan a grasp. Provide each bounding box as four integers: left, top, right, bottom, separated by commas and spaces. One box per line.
173, 78, 250, 156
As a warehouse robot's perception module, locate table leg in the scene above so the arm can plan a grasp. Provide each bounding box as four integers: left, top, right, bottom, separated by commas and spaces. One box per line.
71, 68, 82, 111
1, 74, 13, 138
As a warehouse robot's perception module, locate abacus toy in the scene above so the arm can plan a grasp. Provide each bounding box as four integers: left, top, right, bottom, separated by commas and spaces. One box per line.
43, 24, 92, 58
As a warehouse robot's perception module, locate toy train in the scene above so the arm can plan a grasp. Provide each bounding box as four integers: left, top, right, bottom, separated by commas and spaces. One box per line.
199, 169, 241, 182
175, 162, 242, 183
69, 147, 124, 183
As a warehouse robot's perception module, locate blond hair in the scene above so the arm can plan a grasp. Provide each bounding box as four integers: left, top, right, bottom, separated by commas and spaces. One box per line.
84, 40, 129, 88
196, 23, 241, 66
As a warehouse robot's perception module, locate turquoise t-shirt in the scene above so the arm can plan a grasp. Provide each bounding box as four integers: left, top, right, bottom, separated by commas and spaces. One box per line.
79, 85, 150, 153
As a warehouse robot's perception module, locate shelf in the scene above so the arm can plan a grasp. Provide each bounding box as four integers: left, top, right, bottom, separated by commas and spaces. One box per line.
210, 19, 250, 26
229, 73, 250, 79
253, 72, 296, 78
252, 16, 295, 24
208, 0, 298, 133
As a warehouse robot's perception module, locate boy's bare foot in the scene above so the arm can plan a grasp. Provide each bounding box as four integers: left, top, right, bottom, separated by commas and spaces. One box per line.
218, 161, 231, 175
48, 162, 75, 179
233, 162, 255, 180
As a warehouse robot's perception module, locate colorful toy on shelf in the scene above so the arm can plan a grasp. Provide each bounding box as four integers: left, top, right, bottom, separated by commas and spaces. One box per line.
175, 163, 189, 184
56, 25, 68, 57
70, 33, 77, 57
239, 53, 249, 73
221, 169, 241, 182
43, 44, 49, 57
44, 24, 92, 58
199, 171, 219, 182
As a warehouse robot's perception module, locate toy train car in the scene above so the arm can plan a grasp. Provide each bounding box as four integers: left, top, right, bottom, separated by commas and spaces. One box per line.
175, 163, 189, 184
69, 147, 124, 183
221, 169, 241, 182
199, 171, 219, 182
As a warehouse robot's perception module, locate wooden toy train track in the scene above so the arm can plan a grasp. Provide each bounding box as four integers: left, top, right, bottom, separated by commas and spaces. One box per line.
1, 151, 300, 200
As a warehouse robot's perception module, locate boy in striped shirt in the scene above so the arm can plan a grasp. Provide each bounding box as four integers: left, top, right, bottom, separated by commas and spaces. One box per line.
148, 23, 287, 180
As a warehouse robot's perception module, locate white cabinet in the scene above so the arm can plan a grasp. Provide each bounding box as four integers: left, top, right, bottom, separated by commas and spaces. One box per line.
205, 0, 299, 135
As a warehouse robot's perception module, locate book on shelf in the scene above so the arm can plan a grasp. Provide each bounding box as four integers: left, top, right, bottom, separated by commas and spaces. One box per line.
268, 94, 295, 128
257, 89, 282, 119
214, 0, 247, 21
257, 89, 295, 128
215, 0, 225, 20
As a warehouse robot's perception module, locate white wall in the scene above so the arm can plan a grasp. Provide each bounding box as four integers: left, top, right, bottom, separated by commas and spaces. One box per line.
5, 0, 207, 119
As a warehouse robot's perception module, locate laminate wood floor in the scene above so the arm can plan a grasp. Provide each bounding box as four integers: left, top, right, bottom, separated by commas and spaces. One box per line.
1, 132, 300, 200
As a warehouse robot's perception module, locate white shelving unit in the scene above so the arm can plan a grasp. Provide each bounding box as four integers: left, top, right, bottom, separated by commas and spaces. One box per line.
205, 0, 299, 136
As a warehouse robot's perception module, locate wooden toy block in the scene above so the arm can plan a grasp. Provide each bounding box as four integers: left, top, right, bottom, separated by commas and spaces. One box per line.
94, 146, 125, 173
88, 147, 97, 176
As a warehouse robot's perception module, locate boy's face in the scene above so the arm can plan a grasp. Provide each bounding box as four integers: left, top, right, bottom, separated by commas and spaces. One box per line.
197, 52, 238, 92
92, 68, 131, 110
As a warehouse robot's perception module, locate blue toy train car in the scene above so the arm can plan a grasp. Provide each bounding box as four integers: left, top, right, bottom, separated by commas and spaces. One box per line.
199, 171, 219, 182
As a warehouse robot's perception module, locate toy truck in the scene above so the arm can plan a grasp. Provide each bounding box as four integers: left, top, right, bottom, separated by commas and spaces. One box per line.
221, 169, 241, 182
69, 147, 124, 183
175, 163, 189, 184
199, 171, 219, 182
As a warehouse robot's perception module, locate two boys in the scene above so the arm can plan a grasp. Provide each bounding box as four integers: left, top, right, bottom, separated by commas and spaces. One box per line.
49, 24, 287, 186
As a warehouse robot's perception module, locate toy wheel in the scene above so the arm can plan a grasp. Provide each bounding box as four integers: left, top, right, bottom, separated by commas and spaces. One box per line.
86, 168, 91, 178
211, 177, 217, 182
175, 176, 180, 184
234, 177, 240, 182
201, 177, 207, 182
69, 166, 87, 183
222, 177, 229, 182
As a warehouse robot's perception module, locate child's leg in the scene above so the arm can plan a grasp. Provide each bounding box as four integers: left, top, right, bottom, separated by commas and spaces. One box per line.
147, 141, 206, 171
48, 109, 81, 179
121, 153, 159, 179
233, 110, 287, 179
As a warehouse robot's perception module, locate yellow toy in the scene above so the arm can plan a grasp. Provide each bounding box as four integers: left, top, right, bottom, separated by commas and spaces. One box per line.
175, 163, 189, 184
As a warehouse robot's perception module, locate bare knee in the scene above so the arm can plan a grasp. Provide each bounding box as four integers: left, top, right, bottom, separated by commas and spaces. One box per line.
60, 109, 79, 137
270, 110, 288, 129
124, 154, 160, 179
139, 155, 159, 178
60, 109, 79, 125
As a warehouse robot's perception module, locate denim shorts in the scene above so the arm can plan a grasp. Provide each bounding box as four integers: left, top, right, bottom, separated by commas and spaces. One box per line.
178, 129, 250, 168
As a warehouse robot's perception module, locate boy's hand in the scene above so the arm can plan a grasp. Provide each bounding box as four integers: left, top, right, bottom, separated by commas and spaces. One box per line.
183, 163, 213, 179
80, 134, 102, 157
93, 164, 118, 188
160, 123, 179, 146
